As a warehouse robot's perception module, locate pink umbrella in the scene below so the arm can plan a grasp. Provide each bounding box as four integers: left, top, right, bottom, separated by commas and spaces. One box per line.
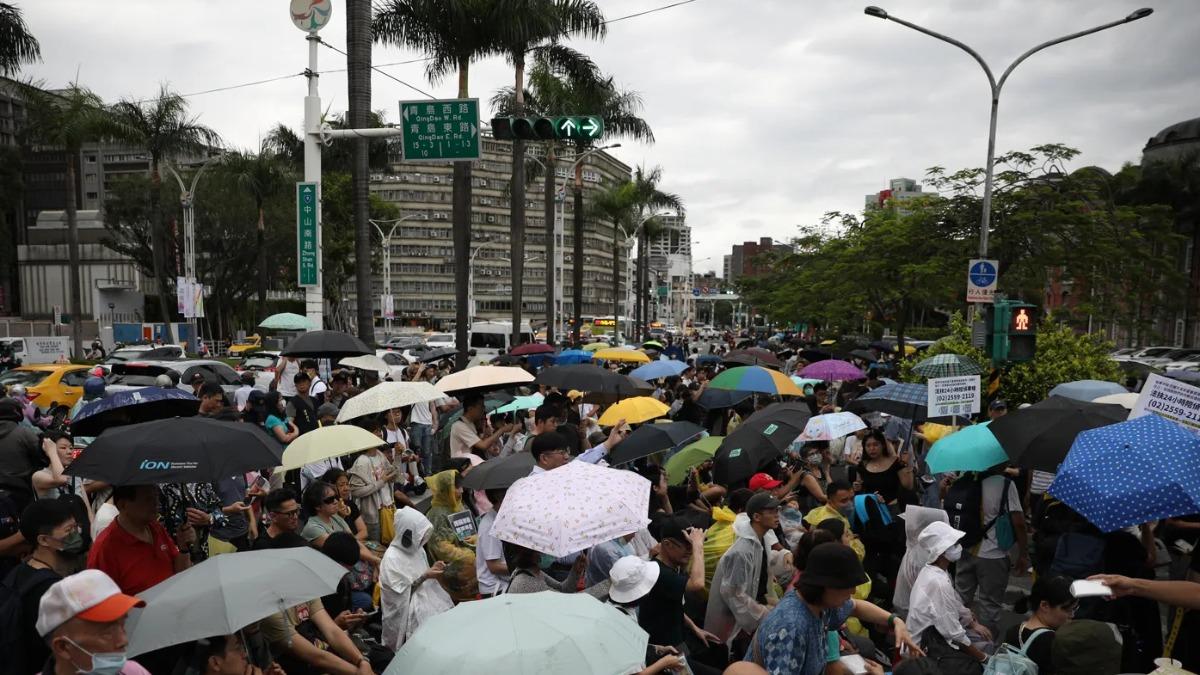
510, 343, 555, 356
800, 359, 866, 381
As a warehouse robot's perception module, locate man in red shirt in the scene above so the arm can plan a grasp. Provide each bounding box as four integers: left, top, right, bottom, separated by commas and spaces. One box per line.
87, 485, 195, 595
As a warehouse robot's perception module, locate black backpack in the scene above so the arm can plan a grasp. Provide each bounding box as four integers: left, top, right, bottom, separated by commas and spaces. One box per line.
944, 474, 1011, 550
0, 564, 59, 674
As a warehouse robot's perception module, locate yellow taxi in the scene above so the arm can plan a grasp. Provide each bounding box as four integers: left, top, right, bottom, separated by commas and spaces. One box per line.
228, 334, 262, 356
0, 364, 92, 414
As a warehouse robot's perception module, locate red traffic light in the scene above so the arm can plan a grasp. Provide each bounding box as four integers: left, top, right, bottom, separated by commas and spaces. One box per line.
1010, 307, 1035, 333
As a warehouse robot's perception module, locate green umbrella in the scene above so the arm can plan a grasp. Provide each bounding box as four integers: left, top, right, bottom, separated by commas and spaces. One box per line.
912, 353, 985, 378
665, 435, 723, 485
495, 393, 544, 415
258, 312, 314, 331
383, 592, 647, 675
925, 422, 1008, 474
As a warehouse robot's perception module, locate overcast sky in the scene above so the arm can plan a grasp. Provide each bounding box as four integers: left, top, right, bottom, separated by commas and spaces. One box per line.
20, 0, 1200, 276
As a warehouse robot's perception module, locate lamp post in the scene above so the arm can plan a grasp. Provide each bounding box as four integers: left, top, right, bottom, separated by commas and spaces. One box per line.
162, 154, 222, 353
468, 239, 495, 326
568, 144, 621, 345
864, 5, 1153, 262
370, 214, 423, 337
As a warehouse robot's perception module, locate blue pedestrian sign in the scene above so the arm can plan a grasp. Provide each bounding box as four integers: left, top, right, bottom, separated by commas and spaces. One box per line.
967, 258, 999, 303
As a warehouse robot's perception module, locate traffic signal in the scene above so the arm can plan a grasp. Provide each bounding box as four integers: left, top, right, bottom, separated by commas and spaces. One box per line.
1006, 302, 1038, 363
490, 115, 604, 141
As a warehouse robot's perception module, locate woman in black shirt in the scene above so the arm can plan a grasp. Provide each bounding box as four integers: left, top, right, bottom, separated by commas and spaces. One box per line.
854, 429, 912, 505
1003, 576, 1076, 675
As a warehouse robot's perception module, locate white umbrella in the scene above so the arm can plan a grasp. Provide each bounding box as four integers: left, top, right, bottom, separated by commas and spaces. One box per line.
799, 411, 868, 441
434, 365, 534, 394
126, 548, 345, 657
280, 424, 386, 470
1093, 392, 1138, 410
339, 354, 391, 374
336, 381, 442, 422
490, 461, 651, 557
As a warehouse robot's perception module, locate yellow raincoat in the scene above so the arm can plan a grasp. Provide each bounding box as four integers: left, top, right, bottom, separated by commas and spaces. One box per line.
424, 470, 478, 602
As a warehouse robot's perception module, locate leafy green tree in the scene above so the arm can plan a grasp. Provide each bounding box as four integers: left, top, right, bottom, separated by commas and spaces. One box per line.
628, 165, 683, 340
0, 3, 39, 76
220, 147, 295, 320
589, 180, 636, 331
21, 82, 125, 356
319, 172, 400, 331
895, 312, 988, 383
109, 87, 221, 344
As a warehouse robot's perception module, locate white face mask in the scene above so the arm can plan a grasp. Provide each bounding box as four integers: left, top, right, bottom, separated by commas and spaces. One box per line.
943, 543, 963, 562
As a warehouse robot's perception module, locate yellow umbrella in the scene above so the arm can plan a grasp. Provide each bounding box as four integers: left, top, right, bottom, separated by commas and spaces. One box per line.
280, 424, 384, 471
582, 342, 609, 352
598, 396, 670, 426
594, 348, 651, 364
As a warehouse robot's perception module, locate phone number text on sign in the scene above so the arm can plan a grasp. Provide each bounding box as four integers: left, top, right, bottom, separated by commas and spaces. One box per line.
1131, 372, 1200, 432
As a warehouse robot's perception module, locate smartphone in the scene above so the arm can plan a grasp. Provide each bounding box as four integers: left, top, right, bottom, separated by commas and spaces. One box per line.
252, 475, 269, 491
1070, 579, 1113, 598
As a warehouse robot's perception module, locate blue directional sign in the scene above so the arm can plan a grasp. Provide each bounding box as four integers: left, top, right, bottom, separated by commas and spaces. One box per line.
967, 258, 999, 303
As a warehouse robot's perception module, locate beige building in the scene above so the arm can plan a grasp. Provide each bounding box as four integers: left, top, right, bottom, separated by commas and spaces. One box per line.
366, 135, 633, 329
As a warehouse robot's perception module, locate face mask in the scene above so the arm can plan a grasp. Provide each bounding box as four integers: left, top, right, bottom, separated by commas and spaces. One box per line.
943, 543, 963, 562
805, 454, 822, 465
54, 530, 85, 555
836, 503, 854, 519
64, 637, 127, 675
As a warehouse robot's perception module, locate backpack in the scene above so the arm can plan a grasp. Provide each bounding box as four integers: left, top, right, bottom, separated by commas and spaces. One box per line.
0, 564, 60, 674
945, 475, 1014, 551
1049, 531, 1106, 580
984, 628, 1048, 675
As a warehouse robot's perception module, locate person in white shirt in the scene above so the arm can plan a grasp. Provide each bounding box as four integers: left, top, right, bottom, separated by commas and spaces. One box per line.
301, 359, 328, 405
475, 488, 509, 597
273, 356, 299, 399
234, 371, 256, 412
407, 365, 439, 475
907, 521, 992, 665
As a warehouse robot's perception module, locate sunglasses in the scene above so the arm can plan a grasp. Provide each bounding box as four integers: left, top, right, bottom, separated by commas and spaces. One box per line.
322, 496, 340, 505
272, 508, 300, 517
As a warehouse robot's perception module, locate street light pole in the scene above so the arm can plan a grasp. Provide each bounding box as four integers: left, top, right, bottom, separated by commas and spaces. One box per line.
468, 240, 494, 326
370, 215, 422, 336
864, 6, 1153, 259
163, 155, 220, 353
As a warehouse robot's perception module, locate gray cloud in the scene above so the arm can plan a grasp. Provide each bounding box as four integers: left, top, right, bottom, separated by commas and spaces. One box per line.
21, 0, 1200, 275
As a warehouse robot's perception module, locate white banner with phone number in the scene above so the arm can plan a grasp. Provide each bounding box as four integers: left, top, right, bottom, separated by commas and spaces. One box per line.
1130, 372, 1200, 432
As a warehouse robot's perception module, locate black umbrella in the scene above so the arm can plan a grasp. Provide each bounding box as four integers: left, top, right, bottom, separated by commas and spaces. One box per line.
799, 349, 832, 363
535, 365, 649, 402
70, 387, 200, 436
849, 349, 877, 363
281, 330, 371, 359
713, 402, 811, 485
724, 348, 782, 368
607, 421, 705, 466
696, 389, 753, 410
461, 452, 535, 490
868, 341, 896, 354
847, 382, 929, 420
66, 418, 282, 485
989, 395, 1128, 472
417, 347, 458, 363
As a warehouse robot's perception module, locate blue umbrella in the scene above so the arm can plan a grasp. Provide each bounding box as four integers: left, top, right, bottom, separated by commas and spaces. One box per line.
555, 349, 593, 365
630, 360, 689, 381
70, 387, 200, 436
1047, 379, 1127, 402
1049, 414, 1200, 532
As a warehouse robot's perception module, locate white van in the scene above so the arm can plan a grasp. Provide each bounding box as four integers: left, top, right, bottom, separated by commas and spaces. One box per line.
469, 321, 534, 361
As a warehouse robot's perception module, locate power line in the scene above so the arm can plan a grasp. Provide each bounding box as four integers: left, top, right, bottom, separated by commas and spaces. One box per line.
604, 0, 702, 24
317, 38, 435, 99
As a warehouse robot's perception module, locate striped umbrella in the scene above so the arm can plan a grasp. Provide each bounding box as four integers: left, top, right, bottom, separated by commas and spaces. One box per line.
709, 366, 803, 397
847, 382, 929, 420
912, 353, 986, 378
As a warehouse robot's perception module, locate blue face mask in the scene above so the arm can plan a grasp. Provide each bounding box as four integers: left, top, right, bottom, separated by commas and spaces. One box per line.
65, 637, 127, 675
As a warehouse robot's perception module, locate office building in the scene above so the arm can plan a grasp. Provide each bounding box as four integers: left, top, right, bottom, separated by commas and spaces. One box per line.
864, 177, 928, 210
364, 135, 633, 329
725, 236, 791, 284
645, 214, 691, 326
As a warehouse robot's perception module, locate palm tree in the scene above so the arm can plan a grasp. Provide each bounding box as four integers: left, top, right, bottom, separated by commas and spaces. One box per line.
629, 165, 683, 340
0, 3, 39, 76
223, 146, 294, 319
110, 87, 221, 344
347, 0, 374, 341
496, 1, 605, 347
21, 82, 121, 357
589, 180, 635, 337
375, 0, 505, 367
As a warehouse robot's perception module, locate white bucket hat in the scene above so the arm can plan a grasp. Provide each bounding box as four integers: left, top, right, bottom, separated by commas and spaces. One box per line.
917, 520, 966, 565
608, 555, 660, 604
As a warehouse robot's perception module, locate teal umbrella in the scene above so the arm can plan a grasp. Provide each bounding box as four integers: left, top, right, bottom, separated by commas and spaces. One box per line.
258, 312, 314, 331
495, 393, 544, 415
665, 435, 723, 485
926, 422, 1008, 474
384, 592, 648, 675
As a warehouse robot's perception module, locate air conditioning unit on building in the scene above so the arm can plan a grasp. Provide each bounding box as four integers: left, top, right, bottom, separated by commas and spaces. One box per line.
434, 212, 448, 220
487, 216, 496, 223
432, 176, 441, 183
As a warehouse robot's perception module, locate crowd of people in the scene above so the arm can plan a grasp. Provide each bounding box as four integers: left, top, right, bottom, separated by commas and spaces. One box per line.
0, 331, 1198, 675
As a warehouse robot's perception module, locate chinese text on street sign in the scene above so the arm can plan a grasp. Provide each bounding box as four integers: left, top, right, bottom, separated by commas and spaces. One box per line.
400, 98, 480, 162
967, 259, 999, 304
297, 182, 319, 287
1131, 373, 1200, 432
928, 375, 981, 418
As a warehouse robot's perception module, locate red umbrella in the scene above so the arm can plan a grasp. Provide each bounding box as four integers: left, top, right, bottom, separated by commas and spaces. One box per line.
510, 343, 555, 356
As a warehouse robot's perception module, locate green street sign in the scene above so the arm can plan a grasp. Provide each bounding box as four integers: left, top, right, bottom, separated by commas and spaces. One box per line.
400, 98, 480, 162
297, 181, 319, 287
553, 115, 603, 140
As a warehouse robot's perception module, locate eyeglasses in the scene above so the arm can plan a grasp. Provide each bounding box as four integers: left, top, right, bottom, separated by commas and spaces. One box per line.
322, 496, 340, 505
272, 508, 300, 517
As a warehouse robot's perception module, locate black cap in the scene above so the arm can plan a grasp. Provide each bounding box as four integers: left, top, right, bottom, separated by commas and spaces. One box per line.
745, 492, 781, 515
802, 543, 868, 589
322, 531, 361, 566
654, 518, 690, 547
989, 399, 1008, 410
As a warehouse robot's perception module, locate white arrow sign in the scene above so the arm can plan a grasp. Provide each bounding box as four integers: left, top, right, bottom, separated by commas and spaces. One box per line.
582, 118, 600, 136
560, 118, 578, 136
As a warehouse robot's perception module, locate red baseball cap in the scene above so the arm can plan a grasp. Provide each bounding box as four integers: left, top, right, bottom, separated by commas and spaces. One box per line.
748, 472, 782, 491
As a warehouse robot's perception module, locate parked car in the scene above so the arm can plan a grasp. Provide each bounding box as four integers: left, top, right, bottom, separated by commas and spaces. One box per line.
0, 364, 92, 417
1110, 345, 1173, 363
105, 359, 242, 399
235, 350, 281, 391
1155, 351, 1200, 371
228, 334, 263, 357
1135, 347, 1200, 368
425, 333, 456, 350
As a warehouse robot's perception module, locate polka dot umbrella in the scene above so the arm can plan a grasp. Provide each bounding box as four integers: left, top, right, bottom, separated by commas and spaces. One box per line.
1048, 414, 1200, 532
